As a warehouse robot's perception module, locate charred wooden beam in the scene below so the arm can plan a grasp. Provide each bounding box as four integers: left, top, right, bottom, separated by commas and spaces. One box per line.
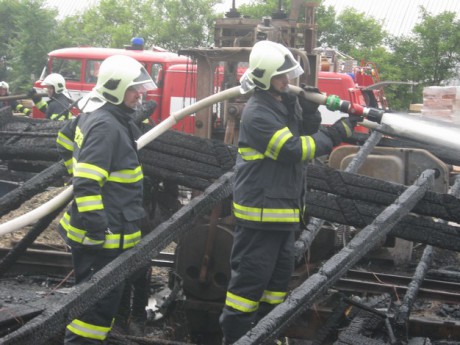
306, 164, 460, 224
0, 171, 233, 345
295, 129, 384, 260
394, 245, 433, 326
0, 162, 67, 217
0, 203, 68, 277
235, 170, 434, 344
303, 191, 460, 251
395, 174, 460, 326
0, 111, 237, 191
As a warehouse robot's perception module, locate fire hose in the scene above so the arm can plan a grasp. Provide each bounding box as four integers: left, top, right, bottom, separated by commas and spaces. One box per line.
0, 86, 242, 236
292, 85, 460, 152
1, 85, 459, 235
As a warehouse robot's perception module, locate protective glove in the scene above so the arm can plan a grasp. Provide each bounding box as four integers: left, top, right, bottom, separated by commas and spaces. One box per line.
27, 88, 42, 103
27, 88, 37, 98
302, 110, 322, 135
298, 84, 321, 114
326, 117, 356, 146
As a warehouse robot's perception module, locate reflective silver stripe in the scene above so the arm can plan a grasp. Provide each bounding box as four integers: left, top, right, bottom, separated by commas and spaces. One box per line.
233, 202, 299, 223
67, 319, 110, 340
107, 166, 143, 183
265, 127, 293, 160
74, 161, 108, 183
57, 132, 74, 151
225, 291, 259, 313
238, 147, 264, 161
260, 290, 286, 304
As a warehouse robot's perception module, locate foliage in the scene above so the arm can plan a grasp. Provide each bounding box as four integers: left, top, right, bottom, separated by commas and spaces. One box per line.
0, 0, 58, 93
389, 8, 460, 87
59, 0, 219, 51
0, 0, 459, 112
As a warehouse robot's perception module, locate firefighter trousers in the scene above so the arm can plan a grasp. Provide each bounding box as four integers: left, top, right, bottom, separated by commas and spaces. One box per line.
219, 225, 295, 344
64, 247, 126, 345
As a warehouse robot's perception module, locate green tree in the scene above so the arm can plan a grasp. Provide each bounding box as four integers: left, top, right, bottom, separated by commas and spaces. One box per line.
59, 0, 219, 51
2, 0, 58, 92
320, 7, 386, 57
390, 8, 460, 88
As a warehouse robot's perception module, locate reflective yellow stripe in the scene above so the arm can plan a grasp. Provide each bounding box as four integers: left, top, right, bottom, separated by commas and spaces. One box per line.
35, 99, 46, 110
238, 147, 264, 161
82, 236, 104, 246
341, 120, 352, 137
75, 195, 104, 212
260, 290, 286, 305
67, 318, 111, 341
265, 127, 293, 160
233, 202, 299, 223
301, 136, 316, 161
64, 158, 73, 174
225, 291, 259, 313
74, 161, 108, 183
56, 132, 74, 151
107, 166, 143, 183
50, 112, 71, 121
60, 212, 141, 249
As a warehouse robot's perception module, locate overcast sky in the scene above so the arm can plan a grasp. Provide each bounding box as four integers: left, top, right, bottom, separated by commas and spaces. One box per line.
45, 0, 460, 37
216, 0, 460, 36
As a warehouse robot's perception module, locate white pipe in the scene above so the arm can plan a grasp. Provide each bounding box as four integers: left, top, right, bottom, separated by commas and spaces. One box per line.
0, 86, 242, 236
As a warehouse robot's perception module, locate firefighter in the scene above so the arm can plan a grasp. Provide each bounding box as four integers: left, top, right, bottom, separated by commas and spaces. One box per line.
27, 73, 73, 120
56, 54, 157, 344
219, 40, 359, 344
0, 81, 32, 116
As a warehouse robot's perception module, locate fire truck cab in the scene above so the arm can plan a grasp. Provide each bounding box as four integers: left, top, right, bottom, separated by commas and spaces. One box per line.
33, 44, 199, 133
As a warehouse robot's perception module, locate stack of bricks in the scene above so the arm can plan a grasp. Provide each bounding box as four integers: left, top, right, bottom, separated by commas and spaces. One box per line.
421, 86, 460, 124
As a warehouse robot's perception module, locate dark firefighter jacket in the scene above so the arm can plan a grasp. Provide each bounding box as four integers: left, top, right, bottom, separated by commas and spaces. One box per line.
56, 102, 145, 255
35, 92, 73, 120
233, 89, 336, 232
0, 98, 31, 116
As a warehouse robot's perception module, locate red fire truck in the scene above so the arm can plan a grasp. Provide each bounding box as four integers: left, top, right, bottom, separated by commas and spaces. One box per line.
32, 45, 209, 133
33, 43, 386, 136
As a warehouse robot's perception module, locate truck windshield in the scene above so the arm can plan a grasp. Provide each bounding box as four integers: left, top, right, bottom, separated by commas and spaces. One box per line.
51, 58, 81, 82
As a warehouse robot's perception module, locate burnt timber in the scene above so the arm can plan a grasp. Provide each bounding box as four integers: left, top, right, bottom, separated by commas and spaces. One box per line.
1, 105, 460, 344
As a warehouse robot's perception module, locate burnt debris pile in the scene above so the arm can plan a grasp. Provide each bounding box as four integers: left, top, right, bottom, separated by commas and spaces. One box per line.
0, 106, 460, 344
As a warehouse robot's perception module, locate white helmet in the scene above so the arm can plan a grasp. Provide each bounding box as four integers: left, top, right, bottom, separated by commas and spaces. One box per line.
240, 40, 304, 94
42, 73, 67, 94
78, 55, 156, 112
0, 81, 9, 92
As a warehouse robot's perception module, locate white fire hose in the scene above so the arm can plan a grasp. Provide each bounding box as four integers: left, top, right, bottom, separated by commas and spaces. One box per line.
0, 86, 242, 236
2, 84, 460, 235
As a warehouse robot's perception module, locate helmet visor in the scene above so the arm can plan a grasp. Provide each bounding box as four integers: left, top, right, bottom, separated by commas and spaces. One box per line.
129, 80, 157, 94
129, 66, 157, 92
284, 65, 304, 81
239, 70, 256, 94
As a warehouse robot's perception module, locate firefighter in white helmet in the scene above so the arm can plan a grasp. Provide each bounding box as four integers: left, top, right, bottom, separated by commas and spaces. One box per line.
56, 54, 156, 344
0, 81, 32, 116
27, 73, 73, 120
219, 40, 358, 344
